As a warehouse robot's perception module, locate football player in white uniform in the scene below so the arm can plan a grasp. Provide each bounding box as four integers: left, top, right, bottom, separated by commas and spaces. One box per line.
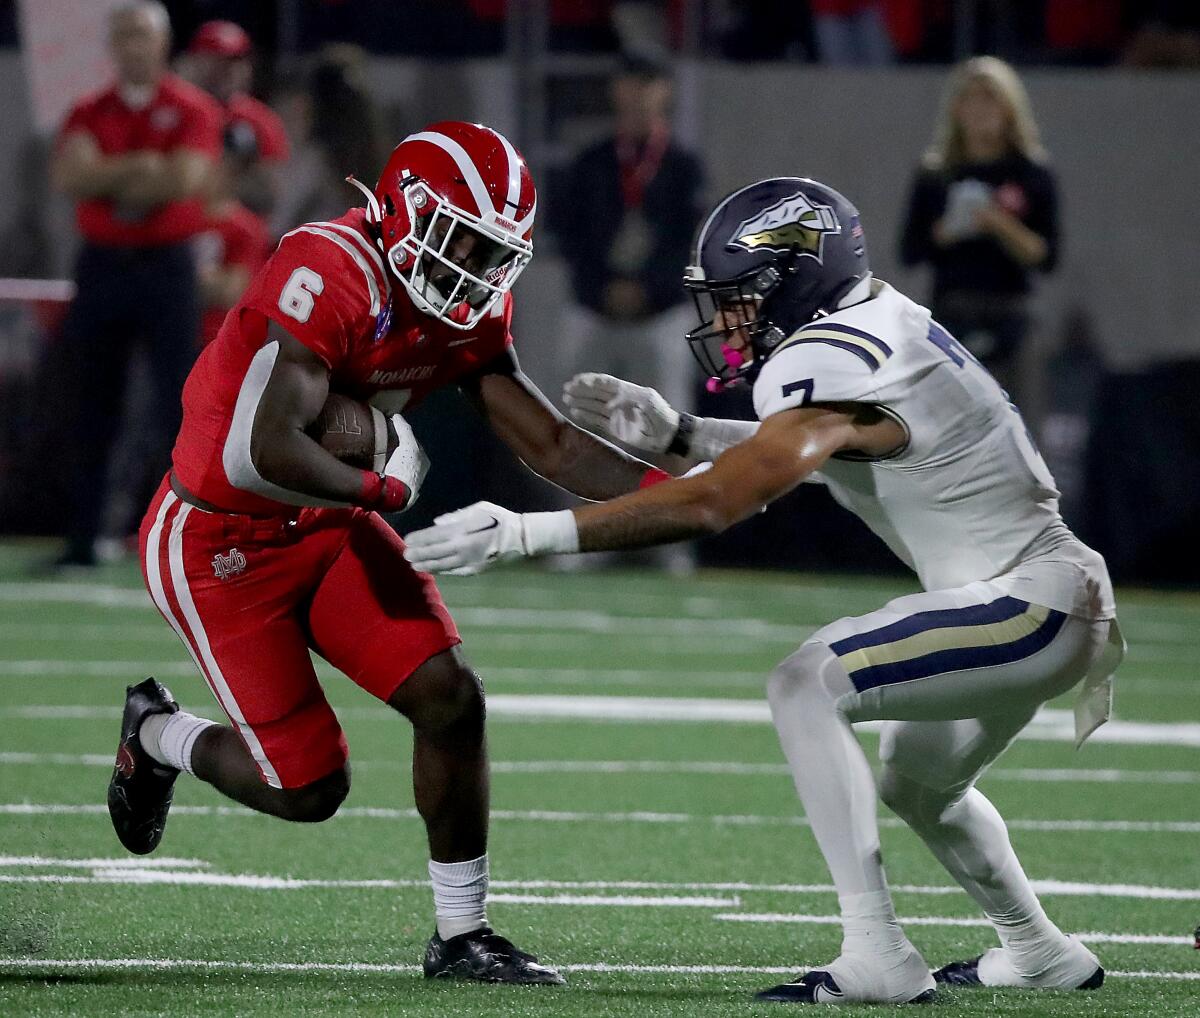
405, 178, 1124, 1005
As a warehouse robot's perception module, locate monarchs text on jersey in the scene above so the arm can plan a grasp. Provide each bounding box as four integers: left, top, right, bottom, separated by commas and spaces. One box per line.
172, 208, 514, 515
752, 279, 1113, 620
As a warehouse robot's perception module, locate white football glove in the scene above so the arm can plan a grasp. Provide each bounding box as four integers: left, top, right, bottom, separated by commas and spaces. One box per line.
383, 413, 429, 509
562, 372, 681, 454
404, 501, 577, 576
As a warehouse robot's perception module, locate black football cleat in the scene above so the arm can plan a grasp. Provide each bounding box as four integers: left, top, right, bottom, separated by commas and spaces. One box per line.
757, 970, 936, 1005
423, 927, 565, 985
107, 677, 180, 855
933, 955, 1104, 990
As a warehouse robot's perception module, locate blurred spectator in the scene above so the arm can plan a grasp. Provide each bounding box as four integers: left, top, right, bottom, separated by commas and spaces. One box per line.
271, 45, 384, 234
554, 54, 704, 569
719, 1, 812, 60
468, 0, 618, 52
812, 0, 894, 64
1044, 0, 1124, 65
185, 19, 290, 216
195, 126, 272, 348
1122, 1, 1200, 68
898, 56, 1058, 399
49, 0, 222, 567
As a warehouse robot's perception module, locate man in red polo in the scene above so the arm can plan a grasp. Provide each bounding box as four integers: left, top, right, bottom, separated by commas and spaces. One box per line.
51, 0, 223, 567
186, 20, 289, 217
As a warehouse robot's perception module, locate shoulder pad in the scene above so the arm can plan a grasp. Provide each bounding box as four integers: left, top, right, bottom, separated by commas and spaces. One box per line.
753, 323, 892, 419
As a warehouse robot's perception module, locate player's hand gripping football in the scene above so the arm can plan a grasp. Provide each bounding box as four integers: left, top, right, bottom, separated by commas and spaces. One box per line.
384, 413, 430, 508
405, 502, 527, 576
562, 373, 680, 453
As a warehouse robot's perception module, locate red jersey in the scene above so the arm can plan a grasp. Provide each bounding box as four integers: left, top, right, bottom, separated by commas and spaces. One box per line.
225, 93, 290, 162
197, 201, 273, 346
59, 73, 223, 247
173, 208, 514, 515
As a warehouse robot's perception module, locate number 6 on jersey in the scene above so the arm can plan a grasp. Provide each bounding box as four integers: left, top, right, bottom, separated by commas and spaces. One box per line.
278, 266, 325, 323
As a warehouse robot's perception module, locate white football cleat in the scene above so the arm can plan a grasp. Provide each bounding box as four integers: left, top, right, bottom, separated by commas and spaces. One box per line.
934, 935, 1103, 990
757, 944, 937, 1004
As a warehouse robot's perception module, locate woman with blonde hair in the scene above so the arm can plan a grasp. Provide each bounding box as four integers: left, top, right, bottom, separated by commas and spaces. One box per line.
899, 56, 1059, 397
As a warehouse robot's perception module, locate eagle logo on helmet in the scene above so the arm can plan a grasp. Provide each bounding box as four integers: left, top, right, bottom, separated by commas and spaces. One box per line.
728, 192, 841, 260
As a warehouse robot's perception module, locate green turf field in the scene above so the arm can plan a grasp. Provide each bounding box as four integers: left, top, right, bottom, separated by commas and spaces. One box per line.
0, 540, 1197, 1016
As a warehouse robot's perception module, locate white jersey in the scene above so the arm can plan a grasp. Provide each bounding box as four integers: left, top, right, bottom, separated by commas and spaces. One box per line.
752, 279, 1115, 620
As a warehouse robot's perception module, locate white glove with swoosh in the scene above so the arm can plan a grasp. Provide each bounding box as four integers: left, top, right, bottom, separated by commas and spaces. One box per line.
382, 412, 429, 508
404, 501, 578, 576
562, 373, 681, 453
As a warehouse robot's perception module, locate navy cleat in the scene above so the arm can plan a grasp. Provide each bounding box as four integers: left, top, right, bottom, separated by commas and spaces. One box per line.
423, 927, 565, 985
757, 970, 936, 1005
933, 954, 1104, 991
106, 677, 179, 855
932, 956, 985, 988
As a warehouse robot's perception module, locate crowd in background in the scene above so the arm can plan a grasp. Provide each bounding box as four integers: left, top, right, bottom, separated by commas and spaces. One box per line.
0, 1, 1192, 581
107, 0, 1200, 68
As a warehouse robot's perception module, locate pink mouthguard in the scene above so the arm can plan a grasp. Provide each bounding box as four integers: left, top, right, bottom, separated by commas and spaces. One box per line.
705, 343, 748, 391
721, 344, 746, 369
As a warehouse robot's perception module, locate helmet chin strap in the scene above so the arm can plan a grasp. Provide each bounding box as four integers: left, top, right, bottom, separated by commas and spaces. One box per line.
345, 175, 383, 224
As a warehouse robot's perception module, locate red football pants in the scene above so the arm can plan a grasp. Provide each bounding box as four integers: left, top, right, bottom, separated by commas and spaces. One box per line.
139, 479, 460, 788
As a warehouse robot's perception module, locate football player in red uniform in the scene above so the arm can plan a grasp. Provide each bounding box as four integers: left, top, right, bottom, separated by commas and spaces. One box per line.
108, 121, 670, 984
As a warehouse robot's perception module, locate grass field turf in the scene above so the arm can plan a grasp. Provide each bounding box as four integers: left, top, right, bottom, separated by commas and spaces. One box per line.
0, 540, 1197, 1016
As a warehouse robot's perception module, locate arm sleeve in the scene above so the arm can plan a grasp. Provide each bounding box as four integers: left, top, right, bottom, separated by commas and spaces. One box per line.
239, 230, 375, 369
898, 169, 945, 267
753, 338, 880, 420
690, 416, 760, 459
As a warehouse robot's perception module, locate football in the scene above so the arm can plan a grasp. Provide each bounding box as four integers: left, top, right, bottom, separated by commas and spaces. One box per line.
306, 392, 398, 470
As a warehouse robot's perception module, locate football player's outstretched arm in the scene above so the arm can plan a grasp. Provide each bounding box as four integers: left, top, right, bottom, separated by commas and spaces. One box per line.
571, 406, 862, 550
404, 405, 904, 575
461, 350, 656, 501
227, 323, 418, 510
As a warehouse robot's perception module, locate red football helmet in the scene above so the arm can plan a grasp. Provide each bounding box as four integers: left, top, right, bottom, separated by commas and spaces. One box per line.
348, 121, 536, 330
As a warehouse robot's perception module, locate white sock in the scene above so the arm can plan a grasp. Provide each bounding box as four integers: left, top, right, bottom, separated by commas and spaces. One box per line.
767, 644, 911, 953
139, 711, 214, 776
768, 644, 892, 899
901, 785, 1067, 971
839, 889, 910, 957
429, 854, 489, 940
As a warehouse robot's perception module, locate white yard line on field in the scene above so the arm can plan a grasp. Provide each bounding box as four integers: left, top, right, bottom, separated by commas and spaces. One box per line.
5, 751, 1198, 787
8, 582, 1200, 647
0, 855, 207, 869
0, 583, 809, 640
0, 956, 1196, 980
2, 856, 1197, 902
4, 695, 1200, 746
3, 801, 1198, 833
712, 914, 1192, 946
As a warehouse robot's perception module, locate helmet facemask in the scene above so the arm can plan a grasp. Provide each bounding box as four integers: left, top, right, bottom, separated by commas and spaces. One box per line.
388, 181, 532, 330
684, 264, 785, 389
